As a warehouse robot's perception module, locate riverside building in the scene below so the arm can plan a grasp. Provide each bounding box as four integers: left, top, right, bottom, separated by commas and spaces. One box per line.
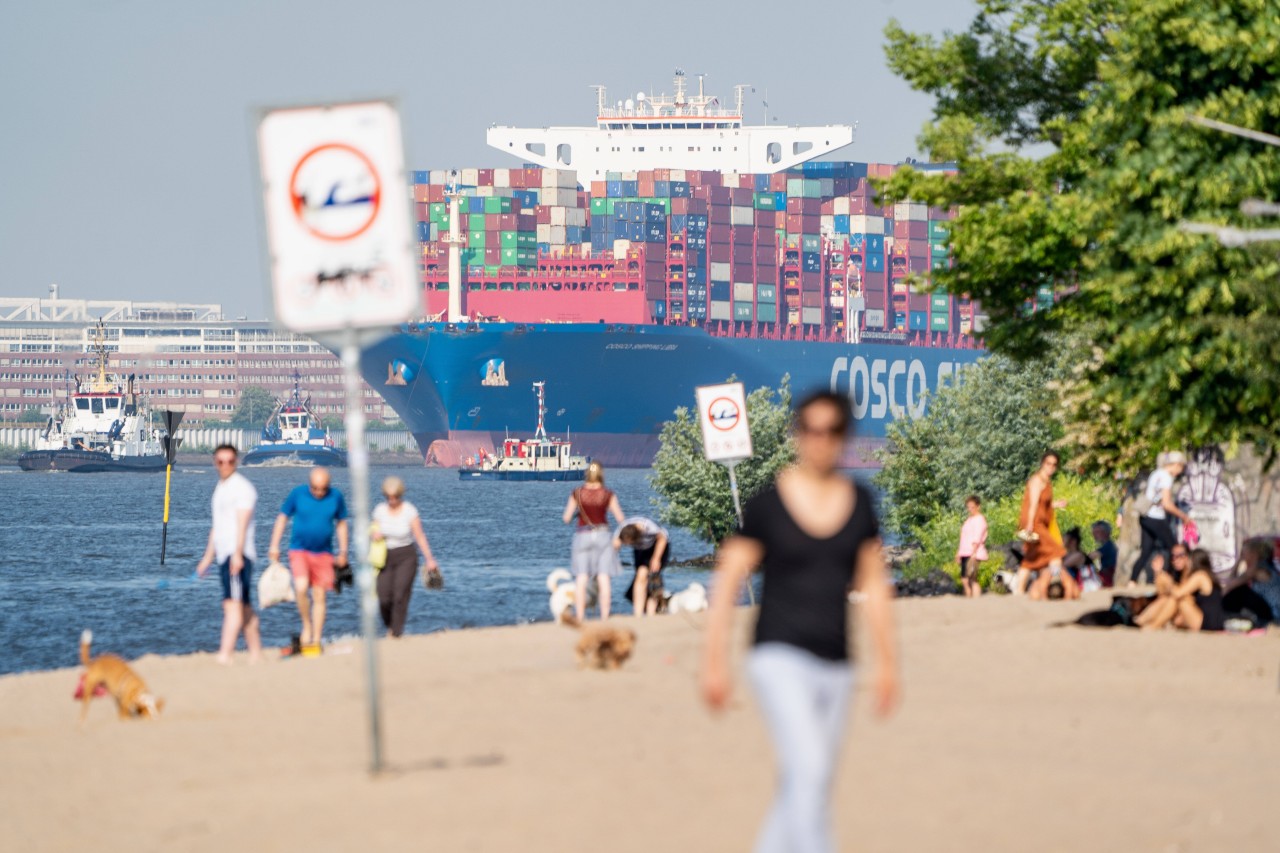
0, 292, 393, 424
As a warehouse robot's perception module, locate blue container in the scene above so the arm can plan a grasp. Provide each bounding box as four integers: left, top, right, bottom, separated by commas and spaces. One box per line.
537, 242, 551, 253
754, 174, 771, 192
646, 204, 665, 222
802, 251, 821, 272
893, 311, 907, 329
653, 301, 667, 319
646, 223, 667, 243
653, 181, 670, 198
834, 215, 850, 234
626, 221, 646, 241
467, 196, 484, 214
669, 214, 688, 234
621, 180, 639, 196
670, 181, 691, 198
416, 221, 431, 241
909, 312, 928, 331
867, 253, 885, 272
606, 180, 624, 197
514, 190, 539, 209
413, 171, 430, 185
687, 267, 704, 284
567, 226, 587, 244
866, 234, 885, 253
711, 282, 731, 301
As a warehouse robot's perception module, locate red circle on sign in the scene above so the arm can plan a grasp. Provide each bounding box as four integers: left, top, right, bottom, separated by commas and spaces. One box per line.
708, 397, 740, 431
288, 142, 382, 242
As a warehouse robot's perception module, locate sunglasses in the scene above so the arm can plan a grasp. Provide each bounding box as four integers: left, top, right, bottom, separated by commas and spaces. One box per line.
384, 493, 403, 501
796, 423, 844, 438
214, 458, 236, 467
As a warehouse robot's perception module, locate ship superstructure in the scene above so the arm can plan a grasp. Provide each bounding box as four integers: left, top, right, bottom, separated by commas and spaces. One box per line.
487, 71, 853, 181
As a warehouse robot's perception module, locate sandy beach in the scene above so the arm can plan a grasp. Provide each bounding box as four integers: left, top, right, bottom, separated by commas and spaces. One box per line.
3, 592, 1277, 852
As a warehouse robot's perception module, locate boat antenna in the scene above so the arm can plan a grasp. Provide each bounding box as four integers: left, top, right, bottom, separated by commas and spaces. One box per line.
532, 380, 547, 440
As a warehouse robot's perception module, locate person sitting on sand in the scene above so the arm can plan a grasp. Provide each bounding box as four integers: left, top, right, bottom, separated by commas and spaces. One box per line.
1090, 521, 1118, 587
1134, 548, 1225, 632
1221, 538, 1279, 628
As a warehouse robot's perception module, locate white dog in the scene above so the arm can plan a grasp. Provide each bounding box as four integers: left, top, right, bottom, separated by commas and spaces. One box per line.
665, 581, 708, 614
546, 568, 597, 624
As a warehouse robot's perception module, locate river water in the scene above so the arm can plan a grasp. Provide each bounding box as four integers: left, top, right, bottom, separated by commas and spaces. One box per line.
0, 465, 726, 675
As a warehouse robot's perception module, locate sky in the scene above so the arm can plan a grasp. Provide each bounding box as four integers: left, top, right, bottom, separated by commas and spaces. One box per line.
0, 0, 976, 319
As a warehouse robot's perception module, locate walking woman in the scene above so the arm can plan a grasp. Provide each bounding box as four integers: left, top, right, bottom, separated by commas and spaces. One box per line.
1015, 451, 1068, 596
371, 476, 439, 637
562, 461, 624, 621
701, 391, 900, 852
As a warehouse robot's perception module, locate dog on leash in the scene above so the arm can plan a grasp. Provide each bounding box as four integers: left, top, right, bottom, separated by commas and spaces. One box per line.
546, 568, 598, 624
665, 581, 708, 614
78, 630, 163, 722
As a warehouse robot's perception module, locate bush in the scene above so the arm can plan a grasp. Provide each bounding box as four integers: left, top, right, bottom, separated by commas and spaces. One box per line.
902, 475, 1121, 590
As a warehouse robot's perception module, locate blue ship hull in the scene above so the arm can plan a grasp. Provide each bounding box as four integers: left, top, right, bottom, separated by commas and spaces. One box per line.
360, 323, 984, 468
241, 445, 349, 468
458, 468, 586, 482
17, 449, 167, 473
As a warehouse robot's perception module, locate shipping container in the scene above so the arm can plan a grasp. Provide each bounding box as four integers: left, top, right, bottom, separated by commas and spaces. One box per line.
733, 302, 754, 321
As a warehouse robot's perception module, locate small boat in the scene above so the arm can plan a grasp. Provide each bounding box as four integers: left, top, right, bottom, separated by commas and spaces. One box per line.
459, 381, 589, 481
18, 322, 167, 473
241, 373, 348, 468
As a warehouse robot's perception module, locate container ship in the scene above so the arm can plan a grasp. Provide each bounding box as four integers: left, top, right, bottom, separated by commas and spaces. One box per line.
365, 73, 986, 467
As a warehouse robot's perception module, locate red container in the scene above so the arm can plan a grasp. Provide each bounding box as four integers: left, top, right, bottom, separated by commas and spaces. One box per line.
670, 198, 691, 214
801, 291, 823, 308
769, 173, 788, 192
517, 213, 537, 231
477, 169, 494, 186
755, 209, 778, 228
709, 243, 731, 263
708, 186, 733, 205
929, 207, 954, 221
484, 247, 501, 265
429, 185, 445, 203
755, 246, 777, 264
756, 264, 777, 283
523, 168, 541, 187
687, 197, 709, 215
893, 221, 912, 240
536, 206, 552, 225
498, 214, 517, 230
820, 199, 836, 215
709, 205, 731, 225
863, 290, 887, 311
730, 225, 756, 243
638, 175, 656, 196
415, 202, 429, 220
732, 243, 754, 264
731, 187, 754, 206
413, 185, 432, 203
847, 198, 868, 215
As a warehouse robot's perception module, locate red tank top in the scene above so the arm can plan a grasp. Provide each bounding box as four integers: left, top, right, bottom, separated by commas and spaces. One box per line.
575, 487, 613, 526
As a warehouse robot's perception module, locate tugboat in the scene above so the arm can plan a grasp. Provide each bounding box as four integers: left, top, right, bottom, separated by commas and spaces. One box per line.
18, 322, 167, 472
459, 381, 589, 481
241, 373, 348, 467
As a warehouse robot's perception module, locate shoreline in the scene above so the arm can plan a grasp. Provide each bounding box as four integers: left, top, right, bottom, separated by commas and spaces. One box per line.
3, 593, 1277, 851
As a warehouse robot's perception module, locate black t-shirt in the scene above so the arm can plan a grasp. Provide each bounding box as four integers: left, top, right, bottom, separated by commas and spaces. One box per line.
738, 481, 880, 662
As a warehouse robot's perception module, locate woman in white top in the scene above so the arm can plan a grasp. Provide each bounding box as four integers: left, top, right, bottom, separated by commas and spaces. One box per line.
1131, 452, 1191, 586
370, 476, 439, 637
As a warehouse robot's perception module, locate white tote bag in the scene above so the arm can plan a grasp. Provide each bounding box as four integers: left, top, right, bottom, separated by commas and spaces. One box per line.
257, 561, 296, 608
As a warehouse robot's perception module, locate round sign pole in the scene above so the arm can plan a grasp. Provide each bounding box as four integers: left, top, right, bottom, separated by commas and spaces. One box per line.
723, 458, 755, 605
342, 327, 384, 774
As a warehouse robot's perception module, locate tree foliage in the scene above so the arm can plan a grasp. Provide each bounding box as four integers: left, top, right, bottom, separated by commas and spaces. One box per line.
650, 379, 795, 544
231, 386, 277, 427
881, 0, 1280, 471
875, 355, 1065, 539
17, 407, 46, 423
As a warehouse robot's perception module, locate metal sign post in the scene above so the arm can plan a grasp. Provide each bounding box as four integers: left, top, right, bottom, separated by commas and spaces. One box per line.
695, 382, 756, 605
159, 410, 184, 564
257, 99, 419, 775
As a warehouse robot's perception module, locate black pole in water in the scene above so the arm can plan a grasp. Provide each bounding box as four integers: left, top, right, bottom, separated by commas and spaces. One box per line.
159, 410, 185, 564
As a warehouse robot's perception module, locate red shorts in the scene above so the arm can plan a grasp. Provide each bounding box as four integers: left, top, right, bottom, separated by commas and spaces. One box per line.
289, 550, 335, 591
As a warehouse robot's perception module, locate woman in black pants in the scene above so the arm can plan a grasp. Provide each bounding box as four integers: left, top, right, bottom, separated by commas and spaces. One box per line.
1132, 452, 1190, 585
370, 476, 439, 636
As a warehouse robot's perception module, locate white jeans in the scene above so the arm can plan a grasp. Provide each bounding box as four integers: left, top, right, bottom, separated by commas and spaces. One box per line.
747, 642, 855, 853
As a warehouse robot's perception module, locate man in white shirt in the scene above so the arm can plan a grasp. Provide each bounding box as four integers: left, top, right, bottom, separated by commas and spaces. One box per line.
1131, 451, 1191, 586
196, 444, 263, 664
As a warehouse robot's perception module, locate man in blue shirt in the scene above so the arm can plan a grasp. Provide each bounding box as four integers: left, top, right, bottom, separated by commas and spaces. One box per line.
268, 467, 349, 653
1091, 521, 1119, 587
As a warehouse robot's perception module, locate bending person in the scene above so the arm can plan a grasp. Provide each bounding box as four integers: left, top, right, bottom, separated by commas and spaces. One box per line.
615, 517, 670, 616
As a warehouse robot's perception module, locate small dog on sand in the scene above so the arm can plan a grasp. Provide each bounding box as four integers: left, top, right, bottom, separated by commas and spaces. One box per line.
570, 622, 637, 670
546, 568, 597, 624
78, 630, 163, 722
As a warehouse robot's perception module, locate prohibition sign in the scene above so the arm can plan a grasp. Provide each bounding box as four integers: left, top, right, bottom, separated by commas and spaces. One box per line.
289, 142, 382, 242
707, 397, 741, 431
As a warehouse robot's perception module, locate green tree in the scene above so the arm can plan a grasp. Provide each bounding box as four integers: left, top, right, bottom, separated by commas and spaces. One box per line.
875, 355, 1065, 540
881, 0, 1280, 471
650, 379, 795, 544
231, 386, 277, 427
17, 407, 46, 423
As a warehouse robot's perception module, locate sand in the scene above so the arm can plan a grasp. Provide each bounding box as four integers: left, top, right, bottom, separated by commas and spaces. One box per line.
2, 592, 1277, 852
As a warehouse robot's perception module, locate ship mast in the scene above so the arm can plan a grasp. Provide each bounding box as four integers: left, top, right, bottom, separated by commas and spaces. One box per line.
444, 171, 465, 323
88, 320, 112, 393
532, 381, 547, 440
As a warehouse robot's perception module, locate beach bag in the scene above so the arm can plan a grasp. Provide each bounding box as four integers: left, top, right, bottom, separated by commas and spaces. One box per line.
257, 561, 295, 609
368, 523, 388, 571
423, 567, 444, 590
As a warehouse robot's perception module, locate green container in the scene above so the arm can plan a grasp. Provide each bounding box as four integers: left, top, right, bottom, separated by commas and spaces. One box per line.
430, 202, 448, 219
930, 293, 950, 311
468, 229, 486, 247
606, 198, 617, 214
754, 192, 778, 210
929, 221, 950, 241
801, 235, 821, 253
484, 264, 501, 275
930, 313, 950, 331
932, 257, 950, 270
517, 233, 538, 248
468, 213, 487, 229
516, 248, 537, 265
590, 198, 608, 215
756, 303, 779, 323
460, 248, 480, 265
733, 301, 754, 321
484, 197, 513, 214
931, 241, 949, 257
757, 284, 778, 303
500, 231, 519, 249
786, 179, 804, 196
802, 179, 820, 198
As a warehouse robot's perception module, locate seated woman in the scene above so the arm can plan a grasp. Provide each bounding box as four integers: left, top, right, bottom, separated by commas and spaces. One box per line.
1028, 563, 1081, 600
1222, 538, 1279, 628
1061, 527, 1092, 582
1133, 548, 1225, 632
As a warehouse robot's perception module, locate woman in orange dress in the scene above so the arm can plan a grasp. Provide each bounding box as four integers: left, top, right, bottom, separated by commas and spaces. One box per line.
1016, 451, 1071, 597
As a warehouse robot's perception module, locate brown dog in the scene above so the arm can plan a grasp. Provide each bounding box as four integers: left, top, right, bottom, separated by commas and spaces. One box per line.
573, 624, 637, 670
79, 630, 163, 722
